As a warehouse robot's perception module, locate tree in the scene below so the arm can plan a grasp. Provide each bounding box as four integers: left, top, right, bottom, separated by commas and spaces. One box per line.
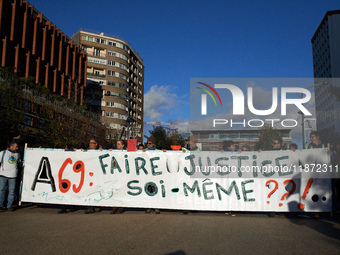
0, 68, 106, 149
148, 126, 185, 149
257, 125, 282, 151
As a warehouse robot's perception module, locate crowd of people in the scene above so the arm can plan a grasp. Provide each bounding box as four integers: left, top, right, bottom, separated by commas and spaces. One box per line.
1, 132, 340, 218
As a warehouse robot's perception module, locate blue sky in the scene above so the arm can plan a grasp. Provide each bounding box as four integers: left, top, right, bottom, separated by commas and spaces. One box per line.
29, 0, 339, 142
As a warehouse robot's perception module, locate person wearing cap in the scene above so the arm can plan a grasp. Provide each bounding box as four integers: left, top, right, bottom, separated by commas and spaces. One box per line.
183, 136, 201, 152
145, 136, 157, 150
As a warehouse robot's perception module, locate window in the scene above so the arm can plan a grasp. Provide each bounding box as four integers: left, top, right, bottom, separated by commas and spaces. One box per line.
108, 60, 116, 66
107, 70, 115, 76
107, 81, 127, 89
88, 57, 106, 65
108, 51, 116, 57
109, 41, 116, 46
119, 63, 128, 70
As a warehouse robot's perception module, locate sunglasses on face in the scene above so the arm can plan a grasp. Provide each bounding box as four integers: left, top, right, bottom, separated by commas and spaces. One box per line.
273, 142, 279, 145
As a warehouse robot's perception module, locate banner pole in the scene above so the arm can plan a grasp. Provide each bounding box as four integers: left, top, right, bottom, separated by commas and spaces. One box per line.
18, 143, 27, 207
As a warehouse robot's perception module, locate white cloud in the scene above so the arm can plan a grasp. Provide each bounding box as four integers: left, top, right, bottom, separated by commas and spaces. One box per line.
144, 85, 185, 121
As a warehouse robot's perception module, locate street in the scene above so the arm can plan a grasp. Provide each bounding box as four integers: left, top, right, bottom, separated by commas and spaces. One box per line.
1, 204, 340, 255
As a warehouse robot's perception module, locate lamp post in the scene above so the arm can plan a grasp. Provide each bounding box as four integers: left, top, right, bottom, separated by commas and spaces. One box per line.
298, 110, 305, 148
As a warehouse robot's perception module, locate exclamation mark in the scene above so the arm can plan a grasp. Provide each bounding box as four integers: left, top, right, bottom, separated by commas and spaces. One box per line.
298, 178, 313, 210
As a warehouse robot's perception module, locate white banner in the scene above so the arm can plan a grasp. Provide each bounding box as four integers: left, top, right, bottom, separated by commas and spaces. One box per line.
21, 148, 333, 212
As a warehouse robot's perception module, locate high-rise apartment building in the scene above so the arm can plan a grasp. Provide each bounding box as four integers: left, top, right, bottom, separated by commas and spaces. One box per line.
311, 10, 340, 139
71, 29, 144, 143
0, 0, 106, 147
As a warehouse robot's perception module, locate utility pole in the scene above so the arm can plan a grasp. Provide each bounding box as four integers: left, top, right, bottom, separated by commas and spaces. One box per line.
298, 111, 305, 148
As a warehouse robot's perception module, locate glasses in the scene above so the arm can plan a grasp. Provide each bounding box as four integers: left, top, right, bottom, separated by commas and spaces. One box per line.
147, 142, 153, 145
89, 142, 97, 144
273, 142, 280, 145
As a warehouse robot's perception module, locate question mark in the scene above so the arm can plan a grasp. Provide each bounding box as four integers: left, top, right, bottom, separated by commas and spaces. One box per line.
265, 180, 278, 204
279, 179, 296, 207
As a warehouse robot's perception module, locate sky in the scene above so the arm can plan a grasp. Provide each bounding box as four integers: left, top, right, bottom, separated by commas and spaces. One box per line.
29, 0, 339, 144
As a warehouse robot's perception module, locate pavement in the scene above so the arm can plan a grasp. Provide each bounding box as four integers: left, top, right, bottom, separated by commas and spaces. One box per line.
1, 204, 340, 255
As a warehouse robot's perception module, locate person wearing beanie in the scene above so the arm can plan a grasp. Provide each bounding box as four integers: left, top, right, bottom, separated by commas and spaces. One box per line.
146, 136, 156, 150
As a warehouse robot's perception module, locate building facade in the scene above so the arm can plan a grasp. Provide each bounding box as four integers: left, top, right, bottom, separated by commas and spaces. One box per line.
71, 29, 144, 143
0, 0, 87, 105
191, 128, 292, 151
0, 0, 106, 148
312, 10, 340, 139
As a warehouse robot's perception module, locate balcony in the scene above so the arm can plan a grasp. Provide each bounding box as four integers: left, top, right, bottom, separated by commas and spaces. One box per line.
87, 72, 105, 78
87, 51, 106, 58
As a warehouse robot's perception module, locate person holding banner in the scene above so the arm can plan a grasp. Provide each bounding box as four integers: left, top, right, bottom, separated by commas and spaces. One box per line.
110, 140, 126, 214
222, 140, 236, 152
144, 136, 161, 214
331, 141, 340, 213
182, 136, 200, 214
184, 136, 201, 152
0, 142, 22, 212
305, 131, 324, 149
289, 143, 298, 152
305, 132, 333, 219
85, 139, 101, 214
267, 138, 282, 218
305, 131, 333, 157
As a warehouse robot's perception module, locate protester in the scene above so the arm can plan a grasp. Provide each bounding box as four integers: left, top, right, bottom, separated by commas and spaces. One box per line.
289, 143, 298, 152
138, 144, 144, 150
272, 138, 282, 150
145, 136, 156, 151
183, 136, 200, 152
144, 136, 161, 214
223, 140, 236, 151
11, 132, 25, 206
268, 138, 282, 217
306, 131, 324, 149
331, 141, 340, 213
110, 140, 126, 214
305, 131, 332, 219
0, 142, 22, 212
182, 136, 200, 214
222, 140, 240, 216
85, 139, 100, 214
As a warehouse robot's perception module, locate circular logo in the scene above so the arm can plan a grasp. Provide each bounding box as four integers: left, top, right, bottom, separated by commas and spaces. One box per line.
8, 156, 17, 164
